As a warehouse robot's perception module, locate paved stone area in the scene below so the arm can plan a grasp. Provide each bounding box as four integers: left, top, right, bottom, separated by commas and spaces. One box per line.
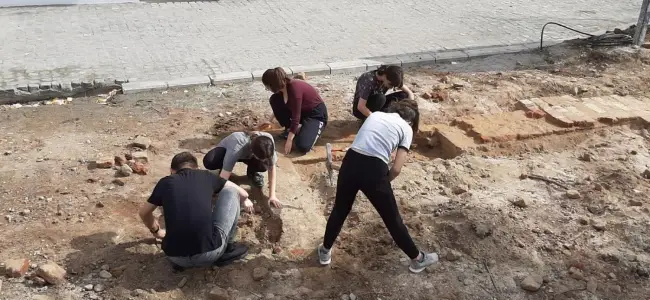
420, 93, 650, 157
0, 0, 642, 89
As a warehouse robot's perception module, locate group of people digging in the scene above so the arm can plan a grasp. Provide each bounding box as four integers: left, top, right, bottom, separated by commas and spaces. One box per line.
138, 65, 438, 274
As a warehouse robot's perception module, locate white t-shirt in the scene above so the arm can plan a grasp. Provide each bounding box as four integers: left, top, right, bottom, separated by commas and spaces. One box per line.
350, 112, 413, 164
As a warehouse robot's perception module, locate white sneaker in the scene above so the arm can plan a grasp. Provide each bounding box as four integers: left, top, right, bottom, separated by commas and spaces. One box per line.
317, 244, 332, 265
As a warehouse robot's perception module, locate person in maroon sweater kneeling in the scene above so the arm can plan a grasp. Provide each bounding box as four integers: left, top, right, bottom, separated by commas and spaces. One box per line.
262, 67, 328, 154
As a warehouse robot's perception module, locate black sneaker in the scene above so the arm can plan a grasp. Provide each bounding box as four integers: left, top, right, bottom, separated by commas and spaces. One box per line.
278, 128, 289, 140
169, 261, 186, 273
214, 243, 249, 267
248, 171, 265, 188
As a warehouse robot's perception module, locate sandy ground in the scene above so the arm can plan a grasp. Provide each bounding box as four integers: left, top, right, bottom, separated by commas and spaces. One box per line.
1, 40, 650, 300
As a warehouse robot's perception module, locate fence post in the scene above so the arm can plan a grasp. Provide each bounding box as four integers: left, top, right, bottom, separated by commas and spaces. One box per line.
633, 0, 650, 45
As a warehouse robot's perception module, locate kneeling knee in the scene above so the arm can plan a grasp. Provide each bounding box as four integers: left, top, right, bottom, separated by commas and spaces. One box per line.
294, 142, 313, 154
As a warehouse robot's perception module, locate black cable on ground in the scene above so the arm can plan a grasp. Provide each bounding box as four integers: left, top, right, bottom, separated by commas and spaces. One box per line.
540, 22, 634, 50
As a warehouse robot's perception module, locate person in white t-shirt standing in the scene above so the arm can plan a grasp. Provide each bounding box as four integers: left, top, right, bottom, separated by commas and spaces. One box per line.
317, 100, 439, 273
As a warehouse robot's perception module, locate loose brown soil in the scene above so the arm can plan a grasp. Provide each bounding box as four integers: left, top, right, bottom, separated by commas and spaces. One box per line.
1, 42, 650, 300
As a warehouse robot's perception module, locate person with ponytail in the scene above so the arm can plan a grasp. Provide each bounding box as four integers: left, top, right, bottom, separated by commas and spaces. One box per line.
261, 67, 328, 154
352, 65, 415, 120
203, 131, 282, 208
317, 100, 438, 274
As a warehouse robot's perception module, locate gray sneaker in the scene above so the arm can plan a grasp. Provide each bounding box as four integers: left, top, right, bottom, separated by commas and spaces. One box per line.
317, 244, 332, 266
409, 252, 439, 273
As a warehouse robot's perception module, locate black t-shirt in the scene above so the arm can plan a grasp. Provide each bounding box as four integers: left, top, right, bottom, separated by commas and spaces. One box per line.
147, 168, 227, 257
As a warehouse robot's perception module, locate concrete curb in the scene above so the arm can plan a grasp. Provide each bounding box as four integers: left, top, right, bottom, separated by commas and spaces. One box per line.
1, 41, 562, 103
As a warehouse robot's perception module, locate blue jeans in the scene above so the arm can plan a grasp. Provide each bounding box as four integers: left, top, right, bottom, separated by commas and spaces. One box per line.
167, 186, 241, 268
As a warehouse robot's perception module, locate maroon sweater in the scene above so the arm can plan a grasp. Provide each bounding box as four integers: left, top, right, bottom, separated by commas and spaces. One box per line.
286, 79, 324, 133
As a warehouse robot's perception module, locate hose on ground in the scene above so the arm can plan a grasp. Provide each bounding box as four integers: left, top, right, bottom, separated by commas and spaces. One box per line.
540, 22, 634, 50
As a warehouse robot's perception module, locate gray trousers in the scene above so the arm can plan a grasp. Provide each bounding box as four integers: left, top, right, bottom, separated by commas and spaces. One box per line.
167, 186, 241, 268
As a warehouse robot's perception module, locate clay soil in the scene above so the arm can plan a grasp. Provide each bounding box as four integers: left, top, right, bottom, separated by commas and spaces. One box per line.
2, 41, 650, 300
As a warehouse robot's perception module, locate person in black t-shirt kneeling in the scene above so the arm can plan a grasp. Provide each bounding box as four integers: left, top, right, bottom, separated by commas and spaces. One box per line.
138, 152, 254, 270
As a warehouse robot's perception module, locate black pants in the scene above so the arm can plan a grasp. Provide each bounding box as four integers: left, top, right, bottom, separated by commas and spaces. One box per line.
202, 147, 267, 176
322, 149, 420, 259
269, 94, 328, 153
353, 91, 409, 120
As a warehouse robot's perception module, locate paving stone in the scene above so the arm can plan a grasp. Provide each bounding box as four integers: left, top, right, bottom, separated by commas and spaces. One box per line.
600, 95, 637, 121
288, 64, 331, 76
542, 95, 596, 127
434, 50, 470, 63
463, 43, 536, 59
92, 78, 105, 88
166, 76, 211, 89
587, 96, 624, 122
364, 56, 402, 67
121, 81, 168, 95
28, 83, 40, 93
360, 59, 384, 71
0, 0, 638, 97
209, 72, 253, 85
530, 97, 573, 127
327, 60, 368, 75
610, 95, 649, 117
60, 82, 73, 92
517, 98, 540, 111
397, 53, 436, 67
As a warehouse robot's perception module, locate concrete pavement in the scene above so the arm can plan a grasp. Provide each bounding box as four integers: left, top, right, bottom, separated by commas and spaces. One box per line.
0, 0, 643, 93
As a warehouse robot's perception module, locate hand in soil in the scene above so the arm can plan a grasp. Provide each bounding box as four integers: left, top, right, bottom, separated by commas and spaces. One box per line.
243, 199, 254, 213
284, 140, 293, 155
268, 196, 282, 209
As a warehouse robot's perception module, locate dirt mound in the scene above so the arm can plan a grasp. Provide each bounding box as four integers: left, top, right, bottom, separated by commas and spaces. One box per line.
209, 109, 265, 136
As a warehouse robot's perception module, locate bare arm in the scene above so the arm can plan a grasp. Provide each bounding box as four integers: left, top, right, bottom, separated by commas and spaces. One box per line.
268, 164, 277, 199
139, 202, 163, 238
388, 148, 409, 181
224, 180, 249, 203
400, 85, 415, 100
357, 98, 372, 117
219, 170, 232, 180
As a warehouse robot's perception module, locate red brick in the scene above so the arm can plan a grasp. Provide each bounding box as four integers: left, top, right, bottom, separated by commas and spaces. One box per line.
92, 158, 113, 169
290, 249, 306, 257
2, 258, 29, 278
525, 109, 546, 119
129, 161, 149, 175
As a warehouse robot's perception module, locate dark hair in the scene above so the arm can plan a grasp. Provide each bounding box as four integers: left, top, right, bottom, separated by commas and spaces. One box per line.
376, 65, 404, 89
170, 152, 198, 171
367, 93, 387, 112
262, 67, 291, 93
384, 100, 420, 132
250, 135, 275, 166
